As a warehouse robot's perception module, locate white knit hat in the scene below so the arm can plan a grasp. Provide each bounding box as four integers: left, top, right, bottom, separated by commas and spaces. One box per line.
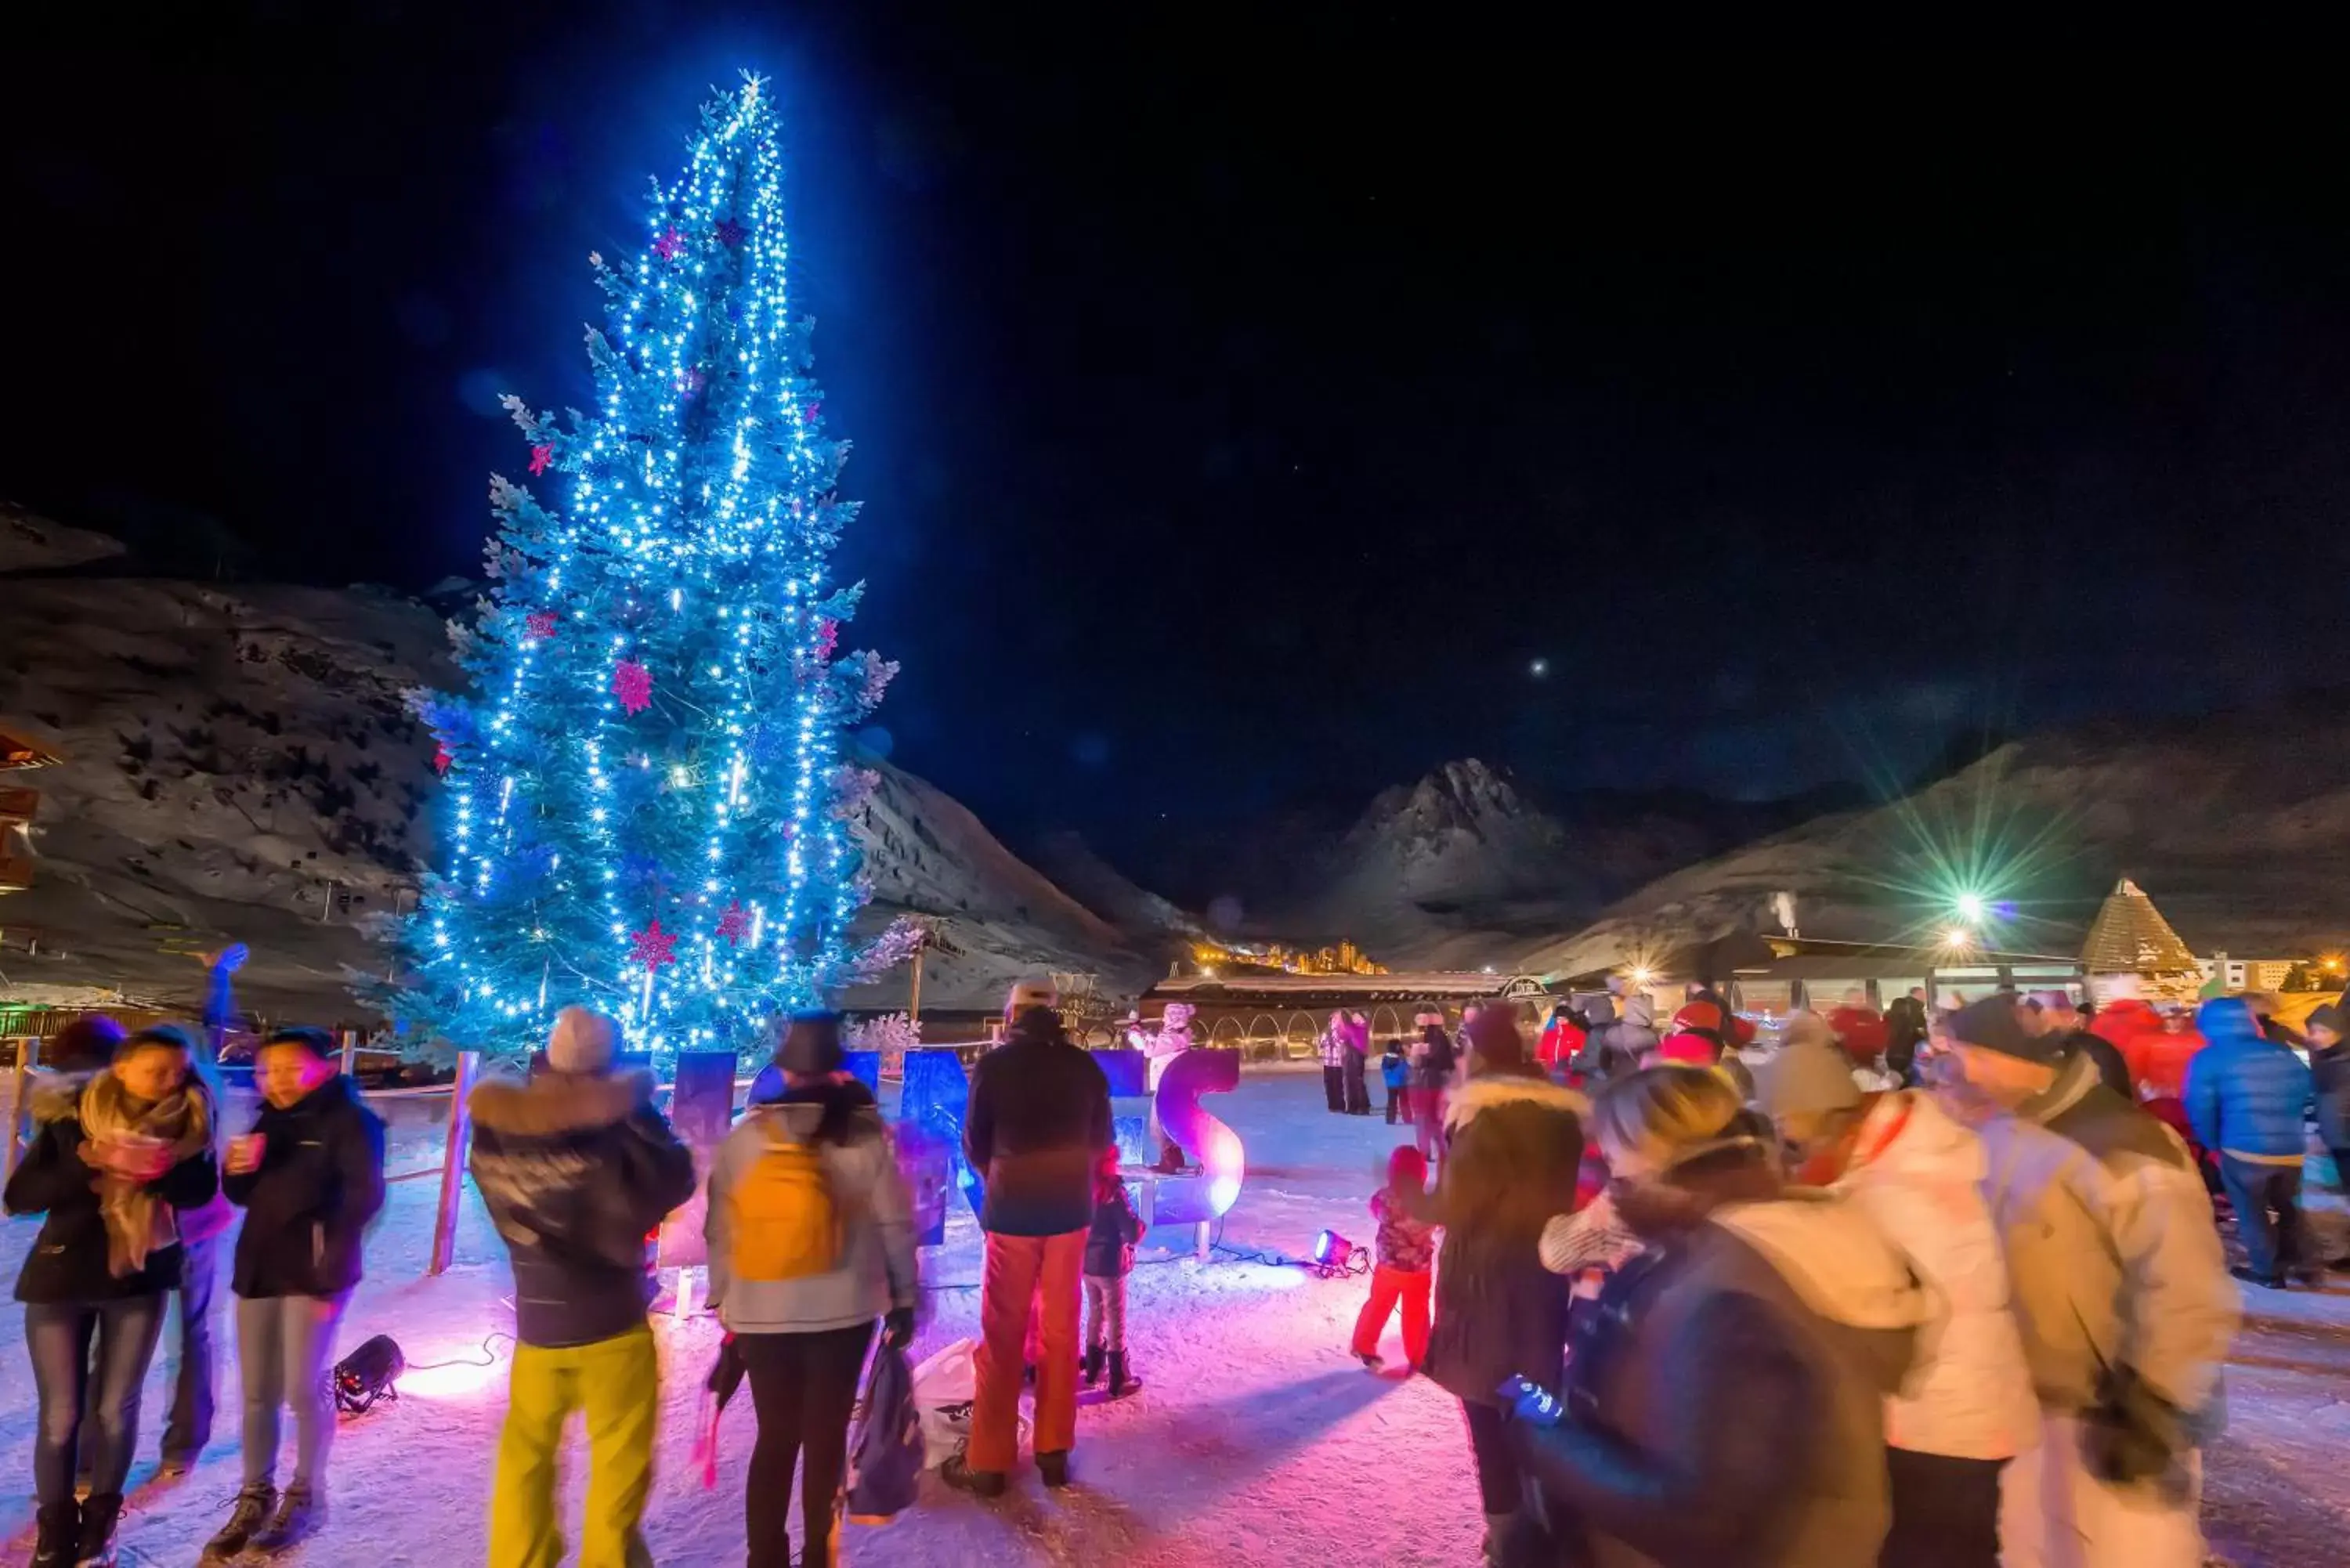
547, 1006, 619, 1074
1004, 977, 1060, 1021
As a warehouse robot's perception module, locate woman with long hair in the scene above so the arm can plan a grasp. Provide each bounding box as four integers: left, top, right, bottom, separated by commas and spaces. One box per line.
1414, 1008, 1585, 1566
8, 1021, 219, 1566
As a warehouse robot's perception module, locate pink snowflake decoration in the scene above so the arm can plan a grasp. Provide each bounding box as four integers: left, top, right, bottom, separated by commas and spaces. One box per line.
627, 919, 678, 972
527, 443, 552, 476
525, 610, 558, 641
652, 226, 684, 261
612, 659, 653, 716
815, 619, 839, 660
432, 741, 454, 775
714, 901, 750, 945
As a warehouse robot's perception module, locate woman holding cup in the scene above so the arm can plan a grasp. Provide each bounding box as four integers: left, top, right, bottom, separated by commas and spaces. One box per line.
7, 1021, 221, 1566
204, 1027, 385, 1563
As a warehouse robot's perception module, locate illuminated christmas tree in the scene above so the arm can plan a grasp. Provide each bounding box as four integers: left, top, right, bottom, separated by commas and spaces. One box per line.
386, 75, 916, 1060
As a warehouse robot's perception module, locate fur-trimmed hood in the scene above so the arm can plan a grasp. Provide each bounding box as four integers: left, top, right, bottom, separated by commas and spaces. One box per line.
28, 1068, 98, 1126
470, 1068, 656, 1139
1444, 1070, 1587, 1134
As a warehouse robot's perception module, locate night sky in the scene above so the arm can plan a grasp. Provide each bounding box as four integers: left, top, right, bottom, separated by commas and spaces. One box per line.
9, 22, 2349, 875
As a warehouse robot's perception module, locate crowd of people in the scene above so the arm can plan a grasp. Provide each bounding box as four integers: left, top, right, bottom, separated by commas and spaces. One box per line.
10, 956, 2338, 1567
1355, 970, 2350, 1567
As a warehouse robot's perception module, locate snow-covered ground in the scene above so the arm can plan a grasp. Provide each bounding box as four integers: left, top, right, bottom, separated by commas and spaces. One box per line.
2, 1065, 2347, 1566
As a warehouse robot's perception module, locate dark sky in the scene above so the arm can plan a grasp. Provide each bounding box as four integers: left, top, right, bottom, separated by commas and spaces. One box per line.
9, 21, 2350, 875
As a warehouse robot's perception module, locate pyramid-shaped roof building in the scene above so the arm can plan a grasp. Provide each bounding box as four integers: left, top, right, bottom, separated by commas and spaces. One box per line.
2079, 877, 2200, 977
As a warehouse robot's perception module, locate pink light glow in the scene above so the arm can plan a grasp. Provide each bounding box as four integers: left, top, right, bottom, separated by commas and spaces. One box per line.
397, 1357, 505, 1400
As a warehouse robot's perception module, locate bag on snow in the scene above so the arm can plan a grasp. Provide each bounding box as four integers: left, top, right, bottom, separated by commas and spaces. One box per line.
845, 1345, 924, 1523
728, 1113, 842, 1281
909, 1335, 1025, 1469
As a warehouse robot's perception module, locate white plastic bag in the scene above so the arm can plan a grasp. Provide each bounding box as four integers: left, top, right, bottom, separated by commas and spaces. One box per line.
909, 1335, 1024, 1469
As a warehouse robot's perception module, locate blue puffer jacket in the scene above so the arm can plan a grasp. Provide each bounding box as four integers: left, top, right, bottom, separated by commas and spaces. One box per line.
2185, 997, 2312, 1160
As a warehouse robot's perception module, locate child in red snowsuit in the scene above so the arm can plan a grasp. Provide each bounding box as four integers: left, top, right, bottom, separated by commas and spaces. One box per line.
1351, 1146, 1437, 1371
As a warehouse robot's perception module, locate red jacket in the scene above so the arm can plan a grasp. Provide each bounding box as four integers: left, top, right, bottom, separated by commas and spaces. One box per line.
1537, 1018, 1587, 1071
2124, 1025, 2207, 1103
1654, 1031, 1719, 1067
1827, 1006, 1889, 1059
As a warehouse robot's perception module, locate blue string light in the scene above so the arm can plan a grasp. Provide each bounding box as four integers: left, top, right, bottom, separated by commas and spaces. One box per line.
384, 75, 902, 1062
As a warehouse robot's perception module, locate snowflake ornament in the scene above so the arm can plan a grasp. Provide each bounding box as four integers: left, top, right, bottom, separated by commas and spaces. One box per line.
652, 226, 684, 261
433, 741, 454, 775
528, 443, 552, 477
612, 659, 653, 715
525, 610, 558, 641
627, 919, 678, 972
715, 901, 750, 945
815, 619, 839, 660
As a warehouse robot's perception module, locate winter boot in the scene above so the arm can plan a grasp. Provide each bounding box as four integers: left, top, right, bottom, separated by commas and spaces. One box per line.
201, 1483, 276, 1564
31, 1501, 78, 1568
938, 1450, 1005, 1500
247, 1483, 324, 1555
71, 1490, 122, 1566
1037, 1451, 1071, 1488
1082, 1345, 1104, 1387
1107, 1350, 1136, 1397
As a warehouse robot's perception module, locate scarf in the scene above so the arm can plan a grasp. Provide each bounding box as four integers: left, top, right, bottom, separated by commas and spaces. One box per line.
78, 1071, 214, 1278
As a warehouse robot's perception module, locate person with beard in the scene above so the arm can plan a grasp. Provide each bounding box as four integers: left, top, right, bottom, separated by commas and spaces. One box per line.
707, 1012, 919, 1567
1410, 1009, 1585, 1566
1512, 1065, 1928, 1568
2021, 991, 2132, 1101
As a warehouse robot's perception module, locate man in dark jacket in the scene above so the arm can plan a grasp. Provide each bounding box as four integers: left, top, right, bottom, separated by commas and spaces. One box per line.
470, 1006, 696, 1568
944, 979, 1112, 1498
2185, 995, 2316, 1287
2022, 990, 2133, 1101
1885, 987, 1930, 1082
2307, 1004, 2350, 1268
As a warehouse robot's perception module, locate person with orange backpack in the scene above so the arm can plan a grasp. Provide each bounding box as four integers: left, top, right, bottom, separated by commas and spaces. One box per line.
706, 1011, 920, 1568
470, 1007, 696, 1568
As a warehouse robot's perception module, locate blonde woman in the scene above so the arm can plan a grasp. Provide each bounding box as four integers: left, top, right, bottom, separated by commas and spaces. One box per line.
7, 1022, 219, 1566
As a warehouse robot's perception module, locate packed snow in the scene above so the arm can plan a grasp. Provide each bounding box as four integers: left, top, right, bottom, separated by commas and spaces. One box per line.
2, 1064, 2346, 1566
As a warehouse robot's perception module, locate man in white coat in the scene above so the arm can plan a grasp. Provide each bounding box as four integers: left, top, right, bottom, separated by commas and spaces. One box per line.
1760, 1024, 2038, 1568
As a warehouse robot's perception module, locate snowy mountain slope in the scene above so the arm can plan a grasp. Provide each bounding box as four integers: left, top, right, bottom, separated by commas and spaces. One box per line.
1025, 829, 1201, 939
0, 536, 1148, 1021
0, 505, 125, 573
1520, 705, 2350, 977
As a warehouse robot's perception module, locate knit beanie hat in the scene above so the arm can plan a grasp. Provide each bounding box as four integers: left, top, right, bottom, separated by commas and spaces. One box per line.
1004, 977, 1059, 1021
778, 1011, 845, 1077
2309, 1003, 2346, 1037
44, 1015, 125, 1073
1947, 994, 2057, 1063
262, 1026, 341, 1062
545, 1006, 619, 1075
1755, 1028, 1864, 1122
1466, 1006, 1528, 1071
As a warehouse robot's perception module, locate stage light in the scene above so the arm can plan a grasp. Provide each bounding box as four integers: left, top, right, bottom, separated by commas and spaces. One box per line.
334, 1334, 407, 1415
1954, 891, 1987, 923
1313, 1230, 1354, 1268
1629, 966, 1654, 988
1941, 926, 1975, 951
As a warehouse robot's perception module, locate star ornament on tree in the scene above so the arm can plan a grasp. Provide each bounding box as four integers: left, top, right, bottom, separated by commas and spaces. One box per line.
528, 443, 553, 477
628, 919, 678, 972
652, 226, 684, 261
715, 901, 750, 945
612, 659, 653, 715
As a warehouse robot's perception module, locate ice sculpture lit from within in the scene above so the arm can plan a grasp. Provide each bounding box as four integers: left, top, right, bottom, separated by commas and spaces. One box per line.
1152, 1047, 1245, 1223
900, 1046, 982, 1220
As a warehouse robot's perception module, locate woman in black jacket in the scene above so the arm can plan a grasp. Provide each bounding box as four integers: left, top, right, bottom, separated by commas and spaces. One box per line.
1415, 1009, 1585, 1566
204, 1027, 386, 1562
6, 1021, 219, 1566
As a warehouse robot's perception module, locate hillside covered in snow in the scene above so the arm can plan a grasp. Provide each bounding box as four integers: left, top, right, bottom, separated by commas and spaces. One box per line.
1519, 706, 2350, 978
0, 515, 1148, 1023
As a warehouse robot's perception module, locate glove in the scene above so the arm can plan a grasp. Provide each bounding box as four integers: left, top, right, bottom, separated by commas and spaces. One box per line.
883, 1306, 916, 1349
